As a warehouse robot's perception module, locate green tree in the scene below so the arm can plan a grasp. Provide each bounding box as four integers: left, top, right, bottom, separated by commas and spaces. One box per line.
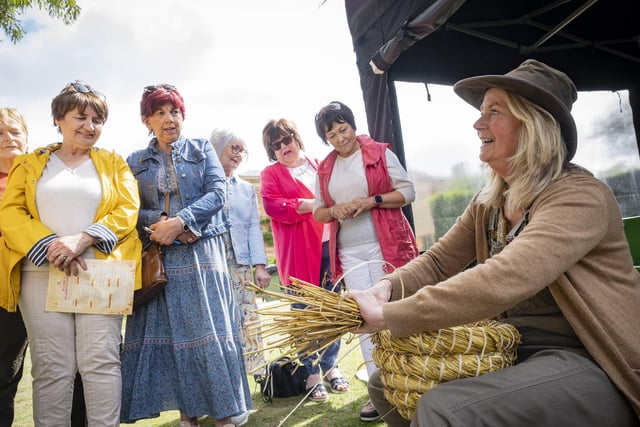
429, 188, 476, 240
0, 0, 80, 43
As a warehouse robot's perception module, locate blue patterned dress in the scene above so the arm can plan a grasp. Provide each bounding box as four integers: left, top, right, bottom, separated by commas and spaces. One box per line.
120, 136, 251, 422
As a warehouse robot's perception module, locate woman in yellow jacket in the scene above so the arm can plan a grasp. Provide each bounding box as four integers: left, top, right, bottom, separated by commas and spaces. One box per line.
0, 82, 141, 426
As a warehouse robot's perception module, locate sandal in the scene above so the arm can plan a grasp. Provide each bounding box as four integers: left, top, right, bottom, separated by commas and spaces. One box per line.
306, 383, 329, 402
328, 376, 350, 393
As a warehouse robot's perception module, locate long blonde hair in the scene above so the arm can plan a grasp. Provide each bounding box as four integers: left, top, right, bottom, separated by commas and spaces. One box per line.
477, 90, 568, 212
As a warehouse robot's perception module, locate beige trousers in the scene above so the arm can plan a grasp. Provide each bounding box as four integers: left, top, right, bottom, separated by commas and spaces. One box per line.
19, 270, 123, 427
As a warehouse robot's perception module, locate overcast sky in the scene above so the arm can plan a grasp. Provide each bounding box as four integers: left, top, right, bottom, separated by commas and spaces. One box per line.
0, 0, 366, 174
1, 0, 636, 178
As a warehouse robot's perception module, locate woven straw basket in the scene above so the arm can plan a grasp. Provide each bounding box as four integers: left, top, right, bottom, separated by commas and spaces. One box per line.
371, 320, 521, 420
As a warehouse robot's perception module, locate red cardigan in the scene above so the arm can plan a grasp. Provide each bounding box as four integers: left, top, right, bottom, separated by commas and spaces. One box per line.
260, 157, 322, 286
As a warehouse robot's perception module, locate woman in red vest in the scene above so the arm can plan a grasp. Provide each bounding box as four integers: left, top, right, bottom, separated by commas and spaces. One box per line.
313, 101, 418, 421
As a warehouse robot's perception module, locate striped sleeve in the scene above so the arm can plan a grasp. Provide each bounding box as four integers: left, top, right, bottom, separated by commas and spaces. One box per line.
85, 223, 117, 255
27, 234, 57, 266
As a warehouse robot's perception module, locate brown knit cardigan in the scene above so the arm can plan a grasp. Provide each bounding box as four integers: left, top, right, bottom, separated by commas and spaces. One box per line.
384, 166, 640, 415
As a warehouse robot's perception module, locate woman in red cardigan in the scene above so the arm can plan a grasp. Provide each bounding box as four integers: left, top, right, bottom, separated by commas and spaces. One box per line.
260, 118, 349, 402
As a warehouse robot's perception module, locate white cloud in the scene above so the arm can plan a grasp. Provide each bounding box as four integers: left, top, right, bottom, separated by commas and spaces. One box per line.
396, 82, 637, 178
0, 0, 361, 172
2, 1, 636, 180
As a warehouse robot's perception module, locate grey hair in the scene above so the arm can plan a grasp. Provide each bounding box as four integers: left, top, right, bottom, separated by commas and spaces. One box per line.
209, 128, 246, 158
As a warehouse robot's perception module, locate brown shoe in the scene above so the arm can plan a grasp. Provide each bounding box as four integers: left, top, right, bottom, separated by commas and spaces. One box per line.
360, 400, 380, 422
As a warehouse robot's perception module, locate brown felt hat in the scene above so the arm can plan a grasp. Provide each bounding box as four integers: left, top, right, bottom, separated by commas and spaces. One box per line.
453, 59, 578, 160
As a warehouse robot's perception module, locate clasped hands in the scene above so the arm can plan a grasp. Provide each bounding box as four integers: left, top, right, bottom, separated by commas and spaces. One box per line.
47, 233, 96, 276
332, 196, 375, 221
147, 216, 199, 246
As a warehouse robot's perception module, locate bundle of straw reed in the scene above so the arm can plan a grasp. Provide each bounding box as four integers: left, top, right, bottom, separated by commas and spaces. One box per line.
373, 320, 520, 356
371, 320, 520, 420
246, 277, 520, 421
245, 277, 362, 373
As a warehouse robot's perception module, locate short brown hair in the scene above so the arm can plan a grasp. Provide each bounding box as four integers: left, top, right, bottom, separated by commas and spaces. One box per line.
261, 118, 304, 162
51, 81, 108, 130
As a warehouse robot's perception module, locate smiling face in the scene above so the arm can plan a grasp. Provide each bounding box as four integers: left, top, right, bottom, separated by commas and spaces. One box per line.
474, 88, 521, 179
144, 102, 183, 148
324, 121, 359, 158
219, 139, 247, 176
55, 106, 104, 150
0, 116, 27, 169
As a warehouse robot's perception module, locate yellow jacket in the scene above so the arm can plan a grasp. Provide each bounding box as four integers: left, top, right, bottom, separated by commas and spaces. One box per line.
0, 143, 142, 311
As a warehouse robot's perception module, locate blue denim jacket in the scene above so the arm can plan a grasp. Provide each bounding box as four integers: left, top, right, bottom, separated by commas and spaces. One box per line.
227, 175, 268, 266
127, 135, 228, 241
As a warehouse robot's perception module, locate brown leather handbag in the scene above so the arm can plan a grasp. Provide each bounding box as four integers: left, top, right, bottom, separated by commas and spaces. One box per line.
133, 193, 170, 309
133, 242, 168, 309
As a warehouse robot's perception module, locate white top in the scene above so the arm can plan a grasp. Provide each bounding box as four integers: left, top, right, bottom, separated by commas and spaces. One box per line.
288, 158, 332, 242
24, 154, 101, 271
287, 159, 316, 192
314, 148, 415, 249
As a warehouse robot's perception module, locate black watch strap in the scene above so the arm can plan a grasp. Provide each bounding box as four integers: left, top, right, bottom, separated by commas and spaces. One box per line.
374, 195, 383, 205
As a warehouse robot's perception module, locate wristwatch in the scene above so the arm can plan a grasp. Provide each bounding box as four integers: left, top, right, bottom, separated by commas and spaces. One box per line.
177, 216, 189, 231
374, 195, 383, 205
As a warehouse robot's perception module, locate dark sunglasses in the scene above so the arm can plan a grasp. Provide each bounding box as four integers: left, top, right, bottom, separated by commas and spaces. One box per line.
229, 144, 247, 157
66, 82, 105, 99
144, 84, 177, 93
270, 133, 295, 151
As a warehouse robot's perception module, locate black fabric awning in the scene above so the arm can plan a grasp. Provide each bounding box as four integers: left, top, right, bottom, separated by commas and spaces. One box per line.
345, 0, 640, 164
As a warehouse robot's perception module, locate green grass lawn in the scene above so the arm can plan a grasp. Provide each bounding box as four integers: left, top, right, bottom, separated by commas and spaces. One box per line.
14, 294, 387, 427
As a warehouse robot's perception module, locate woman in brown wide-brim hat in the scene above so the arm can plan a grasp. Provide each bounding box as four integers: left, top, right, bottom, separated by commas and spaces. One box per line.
349, 59, 640, 426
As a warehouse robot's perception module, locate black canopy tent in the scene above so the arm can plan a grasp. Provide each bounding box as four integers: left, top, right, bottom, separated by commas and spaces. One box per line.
344, 0, 640, 168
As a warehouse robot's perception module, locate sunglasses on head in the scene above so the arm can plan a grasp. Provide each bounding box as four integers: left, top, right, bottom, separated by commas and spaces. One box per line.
229, 143, 247, 157
144, 84, 177, 93
66, 82, 106, 99
270, 133, 295, 151
314, 102, 342, 121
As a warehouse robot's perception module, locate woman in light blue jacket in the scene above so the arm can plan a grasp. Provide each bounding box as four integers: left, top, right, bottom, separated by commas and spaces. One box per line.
210, 129, 270, 370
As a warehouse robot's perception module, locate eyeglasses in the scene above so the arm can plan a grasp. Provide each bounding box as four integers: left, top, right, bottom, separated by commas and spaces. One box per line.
144, 84, 177, 93
66, 82, 106, 99
229, 144, 247, 157
270, 133, 295, 151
